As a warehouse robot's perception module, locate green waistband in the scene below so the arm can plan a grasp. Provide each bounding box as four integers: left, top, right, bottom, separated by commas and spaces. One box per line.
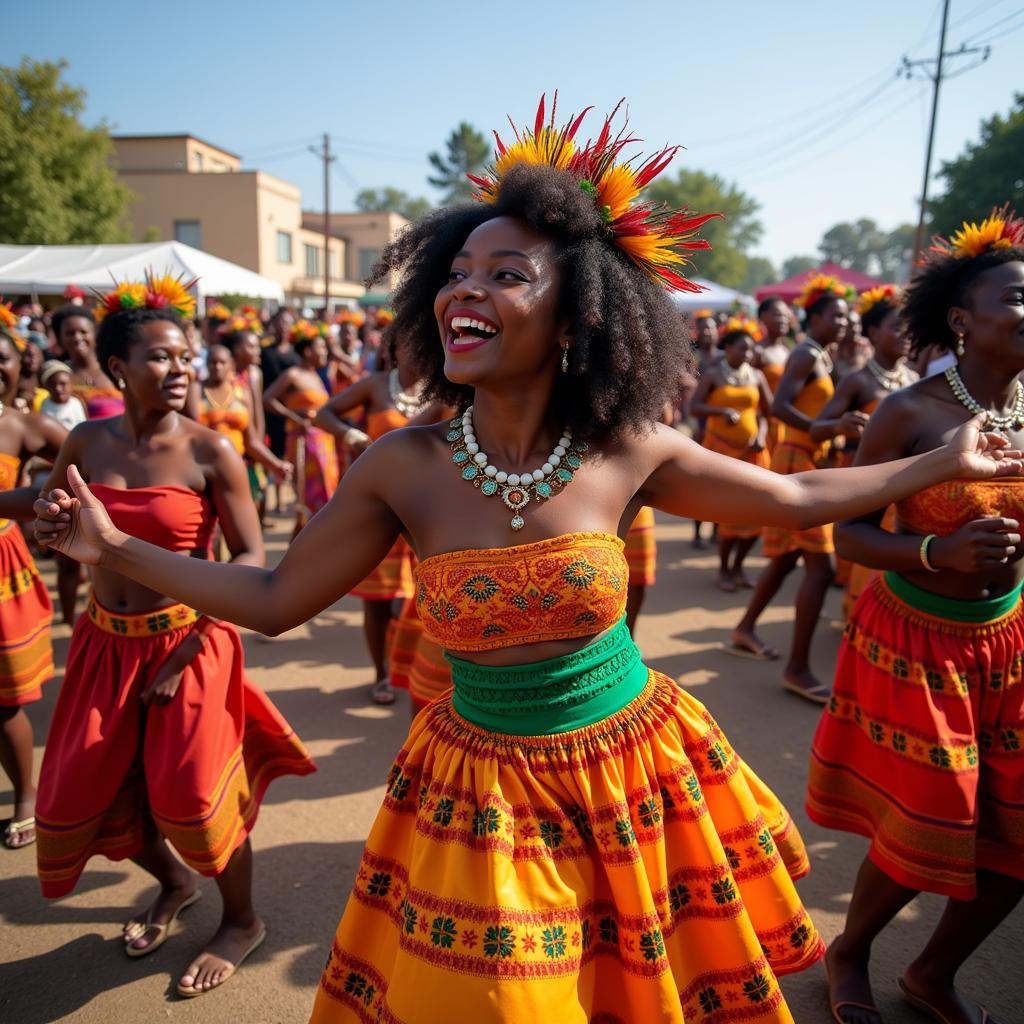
447, 617, 649, 736
884, 571, 1023, 623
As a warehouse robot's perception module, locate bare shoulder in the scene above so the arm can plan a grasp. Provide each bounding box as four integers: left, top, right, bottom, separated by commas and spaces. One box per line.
613, 421, 694, 474
182, 414, 242, 467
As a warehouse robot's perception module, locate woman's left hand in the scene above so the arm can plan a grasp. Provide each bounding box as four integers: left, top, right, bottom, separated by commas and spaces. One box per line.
950, 413, 1024, 479
141, 633, 203, 706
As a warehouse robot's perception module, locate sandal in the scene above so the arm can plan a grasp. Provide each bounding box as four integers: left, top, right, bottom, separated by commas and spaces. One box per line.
176, 924, 267, 998
783, 680, 831, 705
124, 890, 202, 958
721, 639, 780, 661
716, 575, 737, 594
370, 678, 396, 706
823, 948, 881, 1024
897, 978, 990, 1024
3, 816, 35, 849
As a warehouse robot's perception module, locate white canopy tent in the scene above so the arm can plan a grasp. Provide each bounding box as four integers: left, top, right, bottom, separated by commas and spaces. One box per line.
0, 241, 284, 306
671, 278, 754, 313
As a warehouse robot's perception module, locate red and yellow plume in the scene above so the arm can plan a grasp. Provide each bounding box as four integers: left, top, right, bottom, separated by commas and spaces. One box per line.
858, 284, 901, 317
335, 308, 366, 328
206, 302, 231, 321
0, 300, 25, 350
288, 319, 329, 344
930, 204, 1024, 260
795, 273, 847, 310
94, 269, 198, 322
719, 315, 762, 342
692, 308, 715, 320
468, 93, 721, 293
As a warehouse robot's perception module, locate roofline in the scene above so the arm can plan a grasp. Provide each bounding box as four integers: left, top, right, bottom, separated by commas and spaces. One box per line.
111, 133, 241, 160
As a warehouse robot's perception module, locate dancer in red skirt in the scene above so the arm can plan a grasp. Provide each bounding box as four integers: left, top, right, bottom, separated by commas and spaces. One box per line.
809, 208, 1024, 1024
0, 323, 68, 849
33, 277, 315, 997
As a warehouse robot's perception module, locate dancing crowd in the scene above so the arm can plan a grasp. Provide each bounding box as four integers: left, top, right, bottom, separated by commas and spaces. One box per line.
1, 95, 1021, 1024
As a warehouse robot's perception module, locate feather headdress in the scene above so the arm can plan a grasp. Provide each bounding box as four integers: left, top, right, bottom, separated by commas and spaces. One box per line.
930, 204, 1024, 260
94, 270, 197, 322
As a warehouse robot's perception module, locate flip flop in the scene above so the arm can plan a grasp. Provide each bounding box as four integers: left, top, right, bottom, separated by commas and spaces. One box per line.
823, 951, 881, 1024
176, 924, 267, 998
716, 577, 738, 593
783, 680, 831, 705
3, 816, 36, 849
719, 641, 780, 661
371, 678, 396, 706
124, 890, 202, 958
897, 978, 989, 1024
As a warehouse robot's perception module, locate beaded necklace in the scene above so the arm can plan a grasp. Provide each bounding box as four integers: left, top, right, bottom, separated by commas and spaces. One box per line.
945, 366, 1024, 432
866, 359, 911, 392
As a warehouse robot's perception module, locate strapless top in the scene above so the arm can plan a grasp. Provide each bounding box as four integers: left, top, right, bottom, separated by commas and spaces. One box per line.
897, 479, 1024, 536
413, 532, 628, 651
91, 484, 215, 552
781, 373, 833, 452
367, 408, 408, 440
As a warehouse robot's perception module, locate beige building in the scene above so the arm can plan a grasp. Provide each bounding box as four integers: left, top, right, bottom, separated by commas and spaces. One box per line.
113, 134, 408, 309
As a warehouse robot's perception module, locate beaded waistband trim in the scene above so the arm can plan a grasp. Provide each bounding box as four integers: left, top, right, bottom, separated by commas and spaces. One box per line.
86, 594, 200, 637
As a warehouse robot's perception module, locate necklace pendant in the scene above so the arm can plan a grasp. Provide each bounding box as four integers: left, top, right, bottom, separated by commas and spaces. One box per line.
502, 486, 531, 512
510, 514, 525, 530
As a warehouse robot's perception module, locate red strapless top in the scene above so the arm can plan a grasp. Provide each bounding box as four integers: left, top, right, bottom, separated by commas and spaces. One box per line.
90, 484, 215, 552
897, 479, 1024, 536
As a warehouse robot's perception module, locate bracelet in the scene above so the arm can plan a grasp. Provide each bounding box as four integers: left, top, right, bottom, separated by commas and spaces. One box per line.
344, 427, 371, 448
919, 534, 940, 573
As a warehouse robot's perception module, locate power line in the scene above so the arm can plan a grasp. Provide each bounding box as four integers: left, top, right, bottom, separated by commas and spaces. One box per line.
960, 4, 1024, 42
948, 0, 1016, 30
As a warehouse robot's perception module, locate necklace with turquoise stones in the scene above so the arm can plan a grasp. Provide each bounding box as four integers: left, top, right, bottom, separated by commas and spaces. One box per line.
448, 405, 588, 530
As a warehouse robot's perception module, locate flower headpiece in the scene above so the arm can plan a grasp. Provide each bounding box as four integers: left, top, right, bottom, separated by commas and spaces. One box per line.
692, 308, 715, 320
795, 273, 848, 310
93, 269, 197, 323
219, 315, 260, 338
0, 301, 25, 350
206, 302, 231, 322
336, 308, 366, 328
930, 204, 1024, 260
375, 308, 395, 327
719, 316, 762, 342
858, 284, 901, 318
468, 93, 721, 293
288, 319, 329, 344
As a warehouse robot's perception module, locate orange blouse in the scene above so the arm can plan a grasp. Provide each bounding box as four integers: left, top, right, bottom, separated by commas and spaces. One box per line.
781, 374, 834, 453
414, 532, 628, 652
897, 479, 1024, 537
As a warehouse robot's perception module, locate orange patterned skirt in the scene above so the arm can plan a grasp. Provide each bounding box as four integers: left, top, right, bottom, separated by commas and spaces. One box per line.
35, 595, 316, 897
808, 573, 1024, 900
310, 661, 823, 1022
0, 522, 53, 706
388, 599, 452, 713
761, 444, 833, 557
624, 506, 657, 587
351, 538, 416, 602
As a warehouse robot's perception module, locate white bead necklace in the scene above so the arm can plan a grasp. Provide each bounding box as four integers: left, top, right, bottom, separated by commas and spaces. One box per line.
866, 358, 910, 392
944, 366, 1024, 432
388, 368, 425, 420
449, 405, 587, 530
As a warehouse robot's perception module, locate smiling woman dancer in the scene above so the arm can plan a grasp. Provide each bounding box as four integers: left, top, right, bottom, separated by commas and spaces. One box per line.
808, 209, 1024, 1024
34, 100, 1022, 1024
33, 277, 315, 998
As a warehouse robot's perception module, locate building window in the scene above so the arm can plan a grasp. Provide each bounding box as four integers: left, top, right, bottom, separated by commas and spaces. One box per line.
304, 243, 321, 278
328, 249, 339, 281
277, 231, 293, 264
193, 151, 204, 172
358, 247, 382, 281
174, 220, 202, 249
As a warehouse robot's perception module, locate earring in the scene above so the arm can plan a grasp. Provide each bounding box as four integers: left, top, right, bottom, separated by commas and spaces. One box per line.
116, 377, 126, 389
955, 334, 965, 359
561, 347, 569, 374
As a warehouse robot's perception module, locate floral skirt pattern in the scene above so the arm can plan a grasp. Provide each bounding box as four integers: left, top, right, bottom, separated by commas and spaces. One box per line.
310, 671, 823, 1023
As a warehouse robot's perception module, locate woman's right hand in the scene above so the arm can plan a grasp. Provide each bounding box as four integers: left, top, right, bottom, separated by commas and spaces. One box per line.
722, 408, 740, 426
929, 517, 1021, 572
837, 410, 869, 439
34, 465, 119, 567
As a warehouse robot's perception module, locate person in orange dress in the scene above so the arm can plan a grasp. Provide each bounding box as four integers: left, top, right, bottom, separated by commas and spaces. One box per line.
808, 208, 1024, 1024
0, 323, 68, 849
692, 322, 773, 591
33, 100, 1016, 1024
731, 275, 868, 703
34, 280, 315, 998
754, 295, 793, 456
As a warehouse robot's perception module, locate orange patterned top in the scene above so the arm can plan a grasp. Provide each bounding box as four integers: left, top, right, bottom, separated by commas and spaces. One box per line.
897, 479, 1024, 536
413, 532, 628, 651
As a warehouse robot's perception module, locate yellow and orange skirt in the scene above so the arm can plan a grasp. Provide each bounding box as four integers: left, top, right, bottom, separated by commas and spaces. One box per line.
0, 522, 53, 706
351, 538, 416, 602
808, 572, 1024, 900
761, 443, 834, 557
624, 506, 657, 587
35, 595, 316, 898
311, 625, 823, 1023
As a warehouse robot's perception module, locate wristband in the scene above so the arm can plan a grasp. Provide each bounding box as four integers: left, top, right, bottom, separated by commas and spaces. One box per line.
344, 427, 371, 448
919, 534, 940, 573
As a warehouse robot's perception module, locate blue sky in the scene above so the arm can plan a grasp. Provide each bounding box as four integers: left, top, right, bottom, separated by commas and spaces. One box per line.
5, 0, 1021, 270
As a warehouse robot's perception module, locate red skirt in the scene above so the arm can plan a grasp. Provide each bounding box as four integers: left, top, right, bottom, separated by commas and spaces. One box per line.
0, 522, 53, 706
35, 594, 316, 898
807, 573, 1024, 899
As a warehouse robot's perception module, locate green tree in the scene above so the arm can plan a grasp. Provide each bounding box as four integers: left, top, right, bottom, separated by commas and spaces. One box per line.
0, 58, 132, 244
646, 170, 763, 288
817, 219, 914, 279
877, 223, 915, 280
781, 255, 818, 279
928, 95, 1024, 238
355, 187, 432, 221
738, 257, 777, 294
427, 122, 490, 204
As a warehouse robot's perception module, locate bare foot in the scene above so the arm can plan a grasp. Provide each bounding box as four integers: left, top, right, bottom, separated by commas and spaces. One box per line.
901, 962, 993, 1024
783, 668, 830, 704
123, 876, 198, 952
4, 796, 36, 848
825, 939, 881, 1023
177, 917, 265, 996
729, 627, 780, 660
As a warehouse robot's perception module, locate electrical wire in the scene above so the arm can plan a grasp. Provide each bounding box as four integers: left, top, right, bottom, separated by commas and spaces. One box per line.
960, 5, 1024, 43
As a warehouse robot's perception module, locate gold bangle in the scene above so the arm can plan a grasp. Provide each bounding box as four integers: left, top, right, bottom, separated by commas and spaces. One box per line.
920, 534, 940, 573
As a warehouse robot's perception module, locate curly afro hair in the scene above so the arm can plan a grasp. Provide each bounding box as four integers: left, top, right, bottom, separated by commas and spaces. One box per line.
96, 308, 184, 378
50, 303, 95, 343
860, 298, 899, 336
369, 162, 694, 439
902, 246, 1024, 355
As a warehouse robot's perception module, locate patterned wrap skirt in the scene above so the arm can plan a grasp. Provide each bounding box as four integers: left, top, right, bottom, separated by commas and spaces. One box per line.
351, 538, 417, 602
761, 443, 834, 558
807, 572, 1024, 900
624, 507, 657, 587
288, 425, 340, 514
0, 522, 53, 706
311, 618, 824, 1023
35, 595, 316, 897
388, 598, 452, 712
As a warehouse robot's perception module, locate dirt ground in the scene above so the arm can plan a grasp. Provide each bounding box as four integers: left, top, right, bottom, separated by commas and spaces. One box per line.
1, 513, 1020, 1023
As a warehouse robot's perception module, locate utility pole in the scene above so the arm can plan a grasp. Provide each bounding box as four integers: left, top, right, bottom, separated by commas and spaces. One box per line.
903, 0, 990, 260
309, 134, 336, 316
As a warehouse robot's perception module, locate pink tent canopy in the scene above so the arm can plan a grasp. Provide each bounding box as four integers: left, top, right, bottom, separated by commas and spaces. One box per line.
755, 262, 884, 303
